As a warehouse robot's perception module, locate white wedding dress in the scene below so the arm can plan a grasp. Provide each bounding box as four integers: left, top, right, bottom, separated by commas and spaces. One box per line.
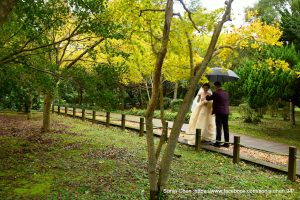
184, 92, 216, 145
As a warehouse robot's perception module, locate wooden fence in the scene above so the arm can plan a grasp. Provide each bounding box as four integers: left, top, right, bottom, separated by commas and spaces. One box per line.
52, 104, 298, 182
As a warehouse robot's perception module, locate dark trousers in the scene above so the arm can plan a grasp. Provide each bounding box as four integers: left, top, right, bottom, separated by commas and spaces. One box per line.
215, 114, 229, 144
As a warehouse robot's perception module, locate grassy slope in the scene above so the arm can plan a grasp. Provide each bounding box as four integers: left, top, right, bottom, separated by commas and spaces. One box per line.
0, 112, 299, 199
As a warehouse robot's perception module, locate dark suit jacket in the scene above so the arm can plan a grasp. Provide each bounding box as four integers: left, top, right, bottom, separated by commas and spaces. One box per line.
206, 89, 229, 115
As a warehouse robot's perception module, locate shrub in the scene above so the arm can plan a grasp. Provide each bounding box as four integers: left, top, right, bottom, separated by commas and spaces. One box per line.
124, 96, 139, 107
279, 101, 290, 121
239, 103, 269, 123
238, 104, 254, 123
268, 101, 279, 118
255, 107, 268, 118
268, 99, 289, 120
170, 99, 183, 112
163, 97, 172, 109
229, 98, 243, 106
114, 109, 190, 123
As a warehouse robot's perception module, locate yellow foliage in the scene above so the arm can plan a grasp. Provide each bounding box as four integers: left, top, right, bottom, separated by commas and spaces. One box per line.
252, 59, 300, 78
103, 2, 285, 86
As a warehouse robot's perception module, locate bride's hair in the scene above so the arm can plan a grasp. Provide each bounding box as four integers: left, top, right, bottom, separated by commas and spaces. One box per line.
202, 83, 210, 88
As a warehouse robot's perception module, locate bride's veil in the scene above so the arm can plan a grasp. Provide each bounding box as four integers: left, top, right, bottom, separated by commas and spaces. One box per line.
191, 86, 212, 112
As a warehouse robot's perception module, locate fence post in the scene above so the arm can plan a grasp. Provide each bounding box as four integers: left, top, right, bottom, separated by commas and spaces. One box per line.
106, 112, 110, 127
195, 129, 201, 151
121, 114, 125, 131
82, 109, 85, 121
65, 107, 68, 117
92, 111, 96, 124
58, 106, 60, 115
164, 122, 169, 142
140, 118, 144, 137
288, 146, 297, 181
52, 104, 54, 114
233, 136, 240, 164
73, 107, 76, 118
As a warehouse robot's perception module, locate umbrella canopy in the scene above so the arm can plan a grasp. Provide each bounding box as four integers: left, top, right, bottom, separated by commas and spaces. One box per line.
205, 67, 240, 83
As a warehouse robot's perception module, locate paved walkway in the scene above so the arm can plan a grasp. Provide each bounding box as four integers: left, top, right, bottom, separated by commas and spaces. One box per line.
60, 107, 300, 173
63, 107, 300, 155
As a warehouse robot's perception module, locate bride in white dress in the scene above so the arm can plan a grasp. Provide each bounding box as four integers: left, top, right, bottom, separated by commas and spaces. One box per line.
184, 83, 216, 145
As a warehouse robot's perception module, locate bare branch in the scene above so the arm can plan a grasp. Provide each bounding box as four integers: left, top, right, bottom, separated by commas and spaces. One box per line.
140, 9, 165, 17
211, 45, 235, 58
177, 0, 201, 33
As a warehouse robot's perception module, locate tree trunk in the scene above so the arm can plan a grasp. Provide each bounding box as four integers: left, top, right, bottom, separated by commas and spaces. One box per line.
144, 1, 173, 199
290, 101, 295, 124
42, 92, 53, 132
139, 84, 144, 109
121, 86, 125, 111
158, 75, 198, 189
158, 0, 234, 190
145, 78, 151, 101
0, 0, 19, 31
173, 81, 178, 100
155, 79, 166, 160
78, 89, 83, 105
27, 94, 33, 120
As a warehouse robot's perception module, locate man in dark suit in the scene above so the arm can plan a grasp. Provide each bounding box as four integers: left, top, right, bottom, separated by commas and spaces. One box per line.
206, 82, 230, 148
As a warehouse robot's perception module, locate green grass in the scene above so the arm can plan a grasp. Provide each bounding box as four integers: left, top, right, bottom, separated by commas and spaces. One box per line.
0, 112, 299, 199
229, 106, 300, 147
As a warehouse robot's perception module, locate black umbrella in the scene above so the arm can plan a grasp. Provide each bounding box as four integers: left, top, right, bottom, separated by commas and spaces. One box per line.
205, 67, 239, 83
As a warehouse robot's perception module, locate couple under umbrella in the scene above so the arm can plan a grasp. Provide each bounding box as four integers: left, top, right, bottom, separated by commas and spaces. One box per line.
184, 68, 239, 148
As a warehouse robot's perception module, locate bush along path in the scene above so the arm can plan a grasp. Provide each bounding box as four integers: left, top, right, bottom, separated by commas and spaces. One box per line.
53, 105, 300, 178
0, 111, 300, 199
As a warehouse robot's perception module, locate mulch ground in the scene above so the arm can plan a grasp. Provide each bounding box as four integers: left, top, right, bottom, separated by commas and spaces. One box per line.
0, 112, 69, 137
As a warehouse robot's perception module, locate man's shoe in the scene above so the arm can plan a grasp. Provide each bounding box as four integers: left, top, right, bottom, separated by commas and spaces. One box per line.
220, 143, 230, 148
210, 143, 221, 148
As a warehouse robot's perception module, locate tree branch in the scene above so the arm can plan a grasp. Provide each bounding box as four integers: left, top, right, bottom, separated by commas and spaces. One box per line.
140, 9, 165, 17
65, 38, 104, 69
1, 31, 82, 64
177, 0, 201, 33
194, 0, 234, 75
152, 38, 160, 55
172, 12, 194, 76
63, 59, 107, 64
12, 60, 66, 80
59, 39, 71, 64
79, 0, 103, 24
211, 45, 235, 58
1, 26, 23, 48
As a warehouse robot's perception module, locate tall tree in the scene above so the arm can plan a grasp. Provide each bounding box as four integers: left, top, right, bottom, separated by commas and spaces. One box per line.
245, 0, 299, 24
0, 0, 124, 132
